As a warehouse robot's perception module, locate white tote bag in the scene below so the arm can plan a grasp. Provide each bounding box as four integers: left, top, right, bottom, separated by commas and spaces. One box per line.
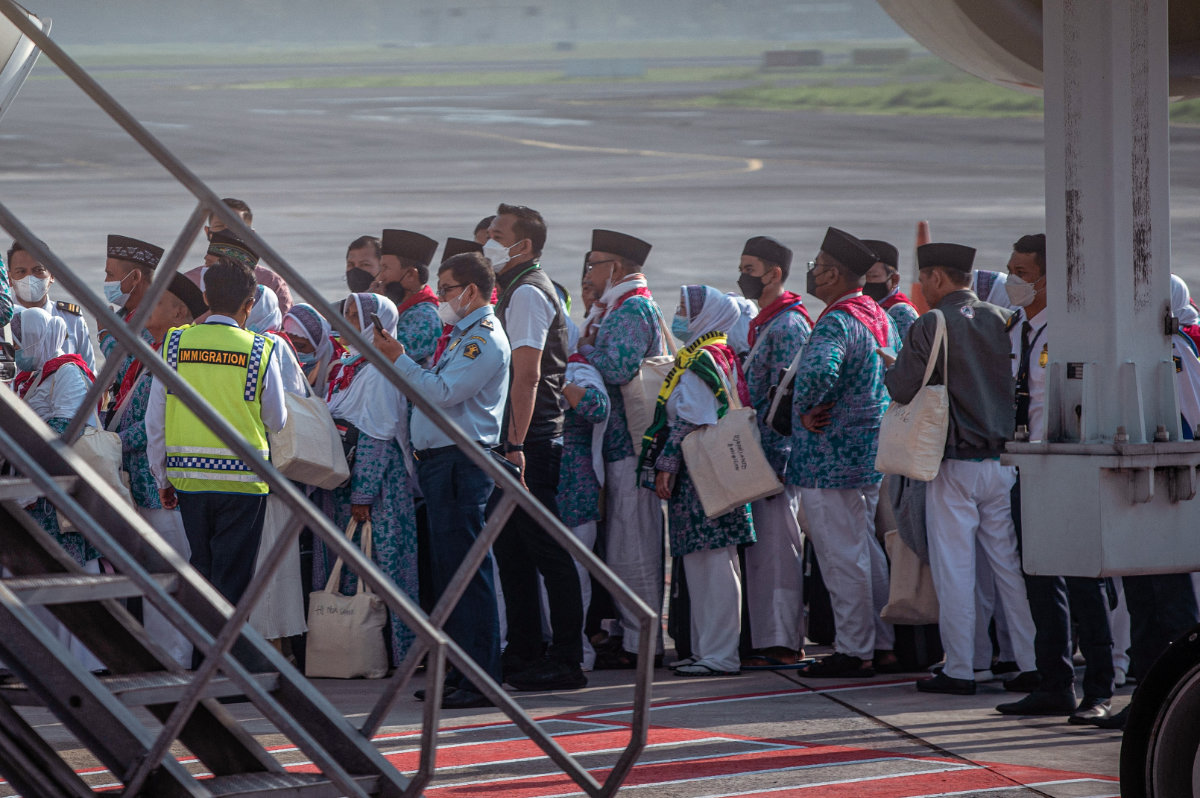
681, 372, 783, 519
305, 519, 388, 680
269, 382, 350, 490
879, 530, 940, 625
875, 309, 949, 482
619, 308, 679, 453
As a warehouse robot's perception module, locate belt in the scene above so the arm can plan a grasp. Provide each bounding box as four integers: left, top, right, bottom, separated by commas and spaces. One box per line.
412, 442, 486, 462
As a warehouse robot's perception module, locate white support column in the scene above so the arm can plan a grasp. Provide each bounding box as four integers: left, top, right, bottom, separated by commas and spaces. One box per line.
1042, 0, 1175, 444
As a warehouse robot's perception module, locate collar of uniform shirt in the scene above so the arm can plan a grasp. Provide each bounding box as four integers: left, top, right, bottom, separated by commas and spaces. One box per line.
453, 304, 492, 331
205, 314, 240, 327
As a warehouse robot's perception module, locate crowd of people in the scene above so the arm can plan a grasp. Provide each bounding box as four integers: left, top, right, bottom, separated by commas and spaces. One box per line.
5, 197, 1200, 723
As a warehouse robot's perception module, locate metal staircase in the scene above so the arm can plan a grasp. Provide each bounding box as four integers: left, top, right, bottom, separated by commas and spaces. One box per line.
0, 1, 655, 796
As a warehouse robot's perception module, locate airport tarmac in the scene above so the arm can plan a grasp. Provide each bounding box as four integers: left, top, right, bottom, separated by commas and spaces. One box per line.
0, 50, 1175, 796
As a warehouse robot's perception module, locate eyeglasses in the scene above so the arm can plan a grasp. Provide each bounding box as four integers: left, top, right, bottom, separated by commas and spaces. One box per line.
436, 283, 465, 298
584, 258, 617, 272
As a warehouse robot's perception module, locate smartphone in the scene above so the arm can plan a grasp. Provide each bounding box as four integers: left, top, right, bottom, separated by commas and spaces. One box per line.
369, 312, 385, 335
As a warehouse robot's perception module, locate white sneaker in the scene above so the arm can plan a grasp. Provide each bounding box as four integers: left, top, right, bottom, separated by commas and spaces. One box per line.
1114, 667, 1127, 687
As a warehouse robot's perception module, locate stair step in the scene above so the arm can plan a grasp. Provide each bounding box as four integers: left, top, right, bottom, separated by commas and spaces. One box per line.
1, 572, 179, 605
0, 474, 78, 501
203, 771, 380, 797
0, 671, 280, 707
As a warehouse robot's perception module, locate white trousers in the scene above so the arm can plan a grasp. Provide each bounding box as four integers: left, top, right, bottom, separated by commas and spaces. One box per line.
926, 459, 1036, 680
138, 507, 194, 669
974, 547, 1016, 668
683, 545, 742, 672
747, 486, 805, 650
1109, 577, 1131, 673
539, 521, 598, 670
605, 456, 664, 655
800, 484, 891, 659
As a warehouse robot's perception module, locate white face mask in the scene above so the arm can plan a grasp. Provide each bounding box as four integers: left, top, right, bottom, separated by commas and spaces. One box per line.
482, 238, 515, 269
1005, 274, 1041, 308
436, 291, 467, 326
14, 275, 50, 304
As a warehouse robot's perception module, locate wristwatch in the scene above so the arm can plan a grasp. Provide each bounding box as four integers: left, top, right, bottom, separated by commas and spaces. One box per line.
503, 441, 525, 454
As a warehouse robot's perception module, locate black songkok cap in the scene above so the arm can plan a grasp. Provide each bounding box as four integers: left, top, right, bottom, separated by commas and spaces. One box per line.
381, 229, 438, 266
442, 237, 483, 263
207, 230, 259, 268
861, 239, 899, 270
819, 227, 876, 276
167, 273, 208, 319
742, 236, 793, 270
591, 229, 652, 267
917, 242, 976, 272
107, 234, 164, 268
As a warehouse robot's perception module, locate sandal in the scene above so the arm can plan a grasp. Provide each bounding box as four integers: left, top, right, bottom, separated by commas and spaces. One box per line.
674, 662, 740, 678
742, 647, 809, 671
798, 652, 875, 678
668, 655, 698, 670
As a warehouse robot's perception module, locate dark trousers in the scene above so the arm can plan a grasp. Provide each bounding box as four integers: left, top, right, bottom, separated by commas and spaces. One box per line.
1123, 573, 1200, 680
1012, 479, 1113, 699
491, 440, 584, 666
177, 491, 268, 606
417, 448, 501, 693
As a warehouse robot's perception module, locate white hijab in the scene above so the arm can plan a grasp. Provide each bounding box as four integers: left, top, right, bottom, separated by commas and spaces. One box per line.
247, 284, 282, 334
283, 303, 334, 373
327, 293, 406, 443
12, 306, 67, 369
1172, 274, 1200, 326
681, 284, 742, 346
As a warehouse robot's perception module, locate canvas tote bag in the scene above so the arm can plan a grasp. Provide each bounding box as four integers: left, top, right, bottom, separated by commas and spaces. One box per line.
269, 379, 350, 490
305, 519, 388, 679
619, 308, 679, 453
680, 367, 783, 518
880, 529, 940, 625
875, 309, 949, 482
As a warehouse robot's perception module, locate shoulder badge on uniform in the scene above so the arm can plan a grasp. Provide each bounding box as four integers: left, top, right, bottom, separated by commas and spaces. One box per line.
463, 342, 482, 360
1003, 312, 1020, 333
466, 335, 486, 345
960, 305, 975, 319
55, 300, 82, 316
480, 318, 494, 330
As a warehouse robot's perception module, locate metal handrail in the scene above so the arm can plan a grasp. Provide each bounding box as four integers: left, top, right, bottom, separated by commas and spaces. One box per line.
0, 2, 656, 794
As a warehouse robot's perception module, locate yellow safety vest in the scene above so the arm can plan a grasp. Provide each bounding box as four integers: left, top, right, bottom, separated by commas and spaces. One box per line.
163, 322, 274, 495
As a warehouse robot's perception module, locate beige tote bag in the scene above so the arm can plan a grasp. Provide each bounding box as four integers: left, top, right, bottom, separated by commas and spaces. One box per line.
879, 530, 940, 625
680, 373, 783, 519
875, 309, 949, 482
270, 383, 350, 490
305, 519, 388, 680
619, 308, 679, 454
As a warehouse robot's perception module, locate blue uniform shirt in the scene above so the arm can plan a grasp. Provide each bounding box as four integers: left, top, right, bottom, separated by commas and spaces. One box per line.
395, 304, 511, 450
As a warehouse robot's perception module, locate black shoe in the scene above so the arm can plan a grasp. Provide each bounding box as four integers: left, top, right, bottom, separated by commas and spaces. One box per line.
996, 689, 1078, 715
991, 660, 1020, 679
916, 672, 976, 695
506, 659, 588, 691
441, 688, 493, 709
799, 652, 875, 678
594, 648, 662, 670
1002, 670, 1041, 692
1088, 705, 1128, 729
1068, 696, 1112, 725
501, 650, 544, 681
414, 684, 455, 702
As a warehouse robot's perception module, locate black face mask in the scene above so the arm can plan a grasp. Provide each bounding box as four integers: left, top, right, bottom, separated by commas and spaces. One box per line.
805, 268, 819, 297
862, 281, 891, 302
382, 280, 407, 305
737, 272, 766, 301
346, 267, 375, 294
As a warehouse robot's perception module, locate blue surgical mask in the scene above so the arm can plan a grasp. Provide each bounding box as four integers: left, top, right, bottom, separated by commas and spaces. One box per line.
14, 349, 38, 373
671, 314, 690, 341
103, 273, 132, 308
296, 351, 317, 368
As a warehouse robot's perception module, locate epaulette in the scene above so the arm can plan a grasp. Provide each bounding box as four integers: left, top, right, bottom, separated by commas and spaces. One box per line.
480, 317, 495, 330
55, 300, 82, 316
1003, 311, 1021, 333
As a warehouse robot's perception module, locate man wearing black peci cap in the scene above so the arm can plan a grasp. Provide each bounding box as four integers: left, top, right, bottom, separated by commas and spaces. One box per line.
791, 227, 899, 679
577, 228, 667, 669
736, 235, 814, 669
484, 203, 586, 691
373, 229, 443, 367
861, 238, 920, 343
184, 221, 292, 317
883, 242, 1038, 697
98, 234, 166, 416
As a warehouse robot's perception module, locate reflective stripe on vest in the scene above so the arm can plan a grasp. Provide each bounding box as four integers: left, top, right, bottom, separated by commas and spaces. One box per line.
163, 323, 274, 495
